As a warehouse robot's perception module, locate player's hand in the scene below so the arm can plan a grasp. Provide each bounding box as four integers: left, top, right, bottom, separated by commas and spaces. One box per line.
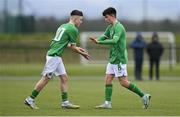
84, 54, 91, 60
80, 48, 91, 60
78, 47, 86, 52
77, 47, 91, 60
89, 37, 98, 44
83, 53, 91, 60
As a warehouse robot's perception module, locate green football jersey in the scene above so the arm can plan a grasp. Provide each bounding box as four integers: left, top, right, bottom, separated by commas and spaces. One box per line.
47, 23, 78, 56
98, 21, 128, 64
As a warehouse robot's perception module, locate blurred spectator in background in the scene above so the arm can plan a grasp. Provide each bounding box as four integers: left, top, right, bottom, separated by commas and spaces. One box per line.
147, 32, 164, 80
130, 32, 146, 81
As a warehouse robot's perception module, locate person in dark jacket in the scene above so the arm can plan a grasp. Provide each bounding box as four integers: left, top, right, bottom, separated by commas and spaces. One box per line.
130, 33, 146, 80
147, 32, 164, 80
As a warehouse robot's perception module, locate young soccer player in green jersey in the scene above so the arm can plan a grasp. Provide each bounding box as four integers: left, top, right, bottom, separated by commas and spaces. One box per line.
90, 7, 151, 109
25, 10, 90, 109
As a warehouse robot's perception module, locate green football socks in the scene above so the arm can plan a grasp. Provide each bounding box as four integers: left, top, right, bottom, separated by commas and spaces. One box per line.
128, 83, 144, 97
105, 84, 113, 101
62, 92, 68, 102
30, 90, 39, 99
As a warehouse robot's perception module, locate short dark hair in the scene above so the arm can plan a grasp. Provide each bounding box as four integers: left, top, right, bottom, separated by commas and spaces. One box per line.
103, 7, 116, 17
71, 10, 83, 16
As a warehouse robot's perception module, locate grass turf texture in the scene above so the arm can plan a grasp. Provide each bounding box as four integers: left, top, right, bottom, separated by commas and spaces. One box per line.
1, 63, 180, 77
0, 77, 180, 116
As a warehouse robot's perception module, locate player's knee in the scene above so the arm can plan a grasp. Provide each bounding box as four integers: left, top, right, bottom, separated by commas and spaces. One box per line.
60, 74, 69, 82
63, 77, 68, 82
45, 72, 54, 79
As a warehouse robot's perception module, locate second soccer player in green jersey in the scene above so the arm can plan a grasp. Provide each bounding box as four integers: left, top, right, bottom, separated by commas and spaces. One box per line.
90, 7, 151, 109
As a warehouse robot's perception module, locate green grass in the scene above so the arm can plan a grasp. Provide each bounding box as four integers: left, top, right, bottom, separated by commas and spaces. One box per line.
0, 63, 180, 115
0, 77, 180, 116
175, 33, 180, 44
1, 63, 180, 77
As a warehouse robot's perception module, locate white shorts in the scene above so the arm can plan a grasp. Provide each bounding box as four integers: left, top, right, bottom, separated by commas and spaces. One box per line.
41, 56, 66, 78
106, 63, 128, 78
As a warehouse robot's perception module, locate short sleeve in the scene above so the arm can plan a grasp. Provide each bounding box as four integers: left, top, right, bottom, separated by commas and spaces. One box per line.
68, 28, 78, 45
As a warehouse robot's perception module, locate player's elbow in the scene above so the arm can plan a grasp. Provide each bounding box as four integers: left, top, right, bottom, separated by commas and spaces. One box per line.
113, 36, 119, 44
112, 39, 118, 44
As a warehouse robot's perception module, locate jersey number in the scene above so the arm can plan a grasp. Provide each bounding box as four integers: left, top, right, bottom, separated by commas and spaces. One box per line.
53, 28, 66, 41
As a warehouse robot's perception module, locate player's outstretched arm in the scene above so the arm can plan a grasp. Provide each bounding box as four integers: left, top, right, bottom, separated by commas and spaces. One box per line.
90, 36, 119, 45
77, 47, 91, 60
89, 37, 98, 44
68, 44, 91, 60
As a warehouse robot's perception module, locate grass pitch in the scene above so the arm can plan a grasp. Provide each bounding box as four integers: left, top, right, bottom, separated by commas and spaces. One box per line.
1, 63, 180, 77
0, 76, 180, 116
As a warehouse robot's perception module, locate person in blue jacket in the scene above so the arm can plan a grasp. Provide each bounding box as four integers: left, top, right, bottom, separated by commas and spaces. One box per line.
130, 33, 146, 80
